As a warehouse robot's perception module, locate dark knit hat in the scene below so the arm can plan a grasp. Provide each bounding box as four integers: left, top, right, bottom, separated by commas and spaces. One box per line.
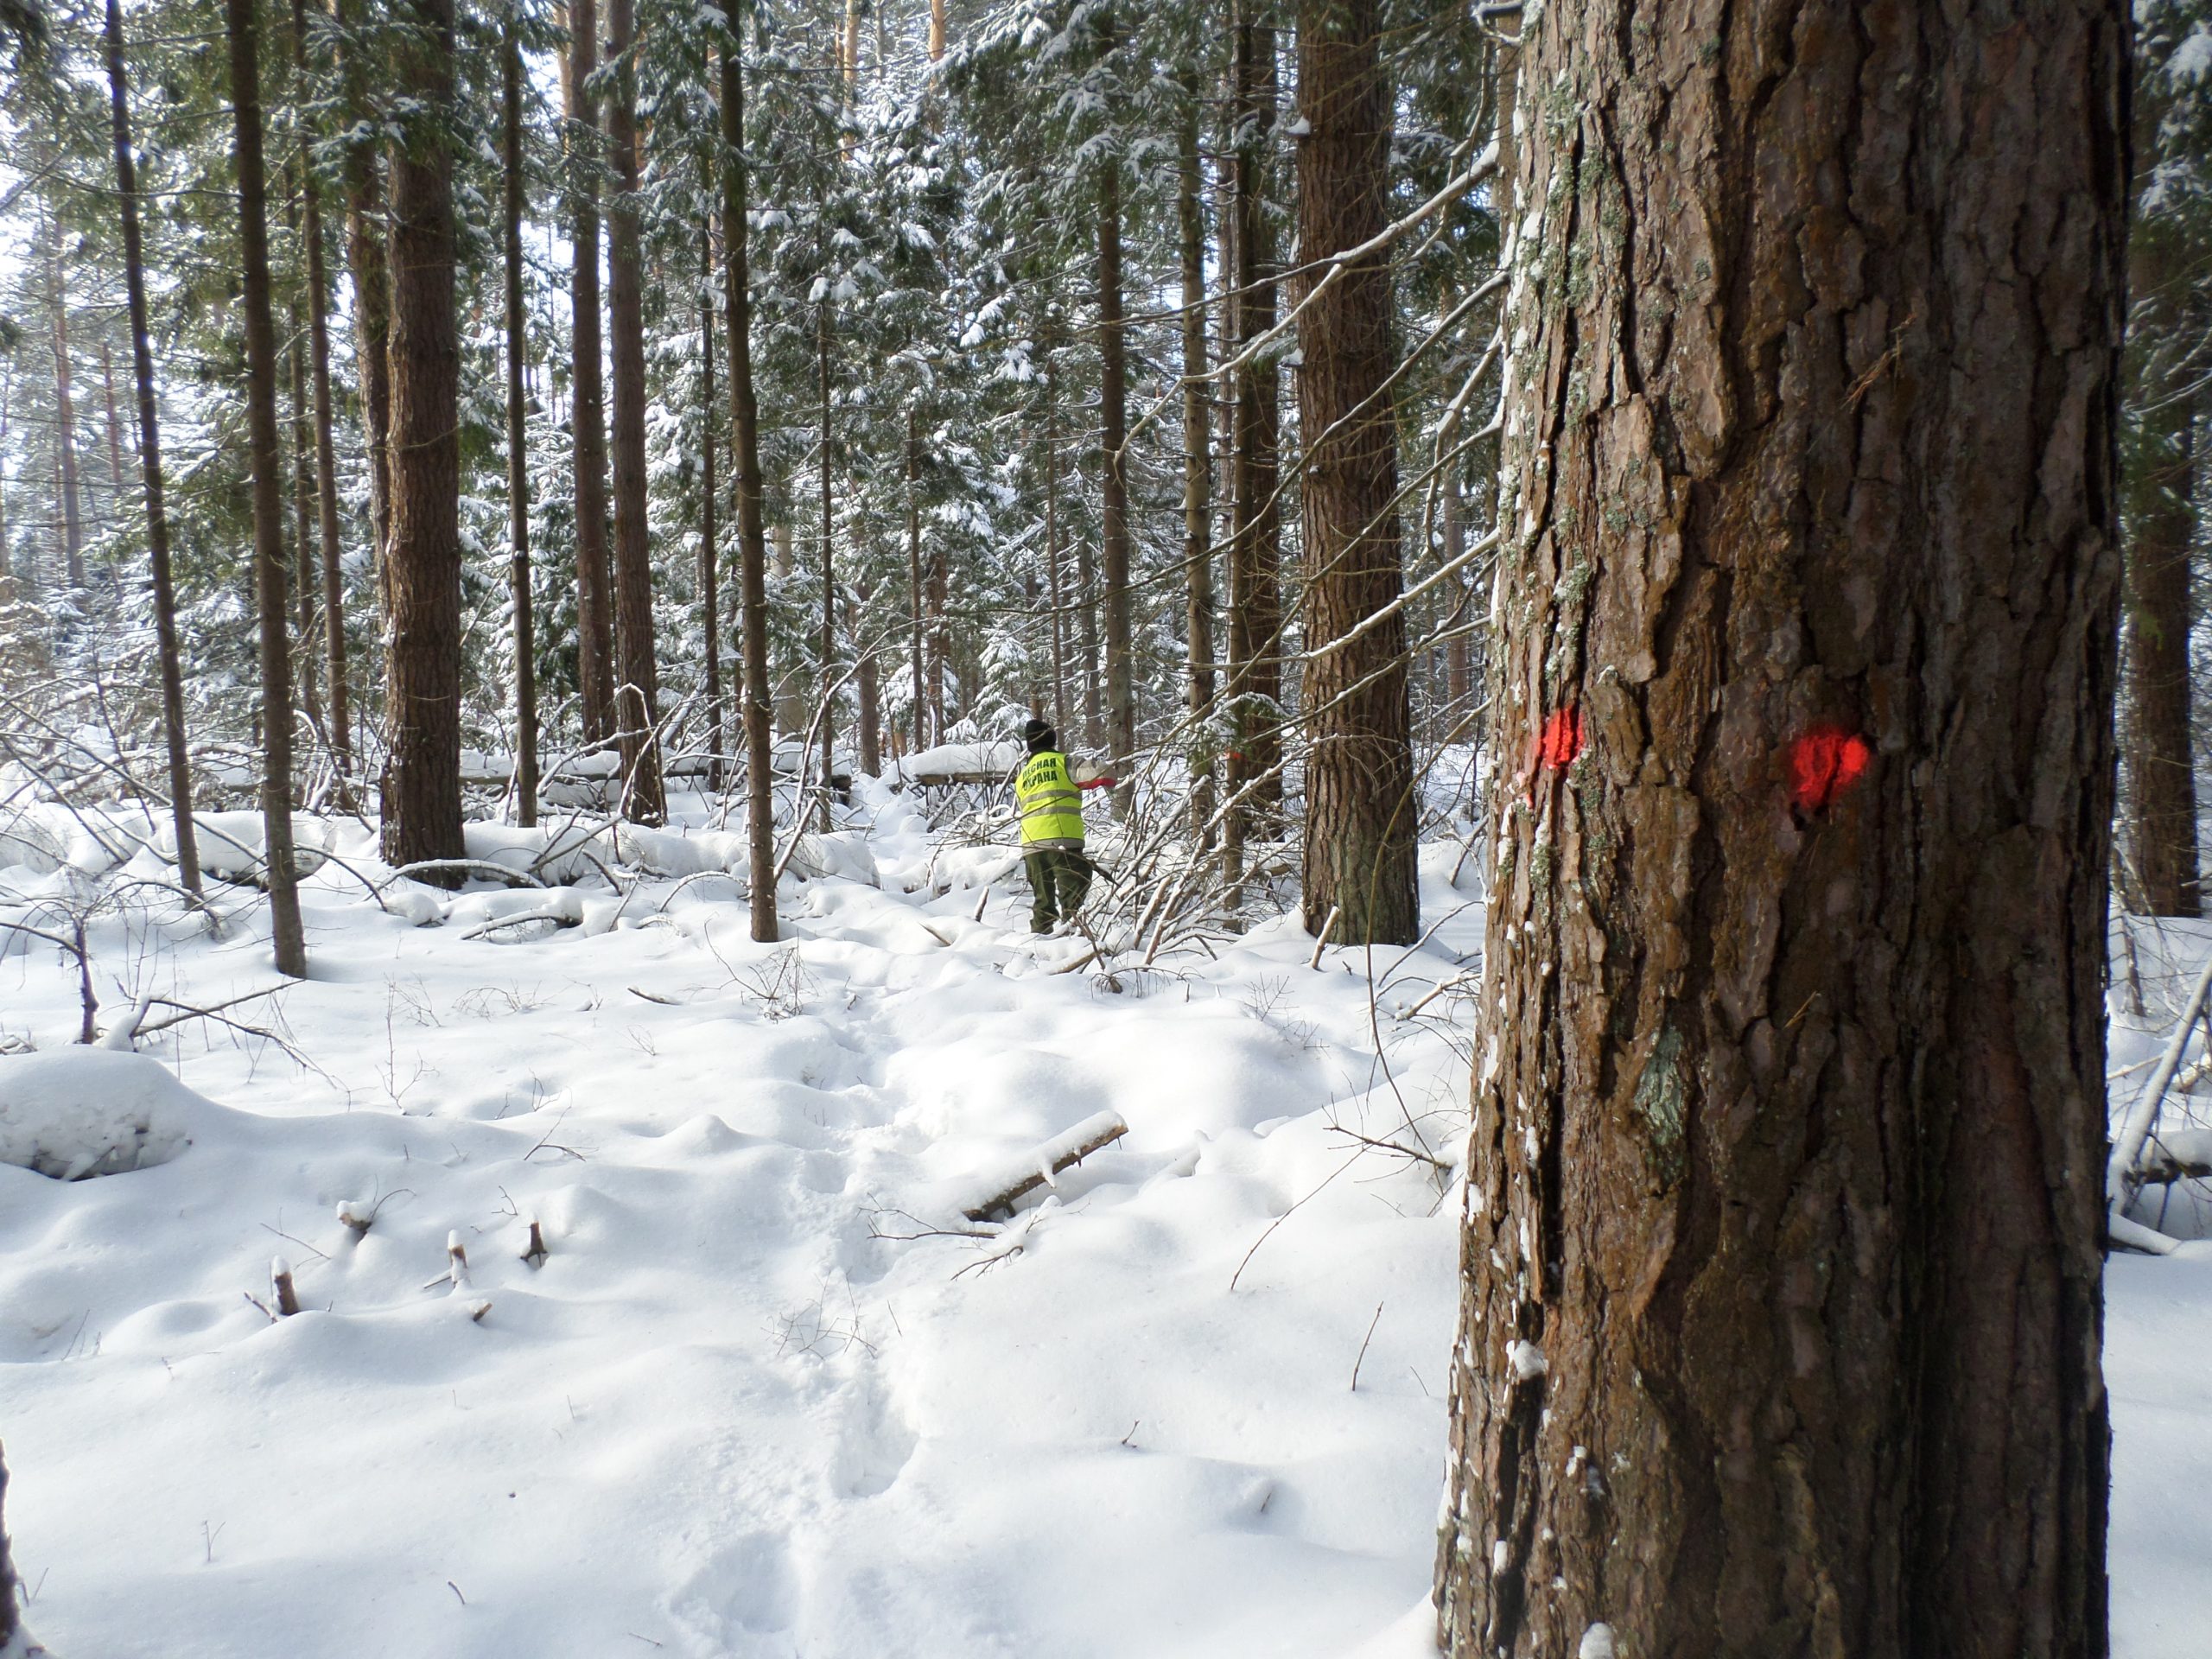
1022, 717, 1056, 753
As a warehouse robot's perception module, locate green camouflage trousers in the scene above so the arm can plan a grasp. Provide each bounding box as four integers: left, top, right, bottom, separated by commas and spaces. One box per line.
1024, 847, 1093, 933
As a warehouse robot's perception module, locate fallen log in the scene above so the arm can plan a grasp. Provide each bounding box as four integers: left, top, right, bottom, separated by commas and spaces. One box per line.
960, 1109, 1129, 1223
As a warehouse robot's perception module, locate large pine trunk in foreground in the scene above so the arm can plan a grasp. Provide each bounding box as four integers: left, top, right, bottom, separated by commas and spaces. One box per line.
605, 0, 664, 824
1294, 0, 1414, 946
1436, 3, 2127, 1655
379, 0, 466, 875
226, 0, 308, 976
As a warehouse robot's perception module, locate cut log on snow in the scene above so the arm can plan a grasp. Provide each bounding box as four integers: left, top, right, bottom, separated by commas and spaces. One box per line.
960, 1110, 1128, 1223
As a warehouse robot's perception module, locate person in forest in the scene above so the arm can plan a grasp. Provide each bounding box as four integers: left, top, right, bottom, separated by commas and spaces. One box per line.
1014, 716, 1110, 935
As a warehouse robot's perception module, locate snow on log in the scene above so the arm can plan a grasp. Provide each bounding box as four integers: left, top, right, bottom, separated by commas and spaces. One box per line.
0, 1048, 200, 1180
959, 1110, 1129, 1223
2133, 1127, 2212, 1186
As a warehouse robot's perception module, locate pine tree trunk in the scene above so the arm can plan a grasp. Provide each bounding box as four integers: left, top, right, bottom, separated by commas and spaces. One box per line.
2122, 218, 2201, 918
817, 306, 837, 819
45, 213, 84, 589
331, 0, 391, 615
1096, 118, 1135, 804
720, 31, 778, 943
565, 0, 616, 746
604, 0, 664, 823
1179, 97, 1217, 851
1045, 344, 1068, 740
1293, 0, 1414, 947
1434, 2, 2126, 1653
2125, 398, 2198, 914
284, 177, 323, 739
855, 580, 880, 775
104, 0, 201, 896
1441, 463, 1471, 718
225, 0, 308, 976
100, 342, 125, 504
293, 0, 352, 791
503, 10, 539, 828
0, 363, 14, 583
698, 207, 723, 793
907, 408, 927, 747
379, 0, 466, 879
1226, 2, 1283, 867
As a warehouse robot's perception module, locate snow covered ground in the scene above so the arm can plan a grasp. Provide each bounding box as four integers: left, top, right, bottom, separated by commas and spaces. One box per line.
2, 780, 2208, 1656
0, 782, 1475, 1657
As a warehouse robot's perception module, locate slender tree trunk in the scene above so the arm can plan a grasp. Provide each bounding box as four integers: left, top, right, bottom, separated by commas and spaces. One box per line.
293, 0, 352, 792
331, 0, 391, 614
285, 176, 323, 738
698, 207, 724, 793
817, 305, 837, 821
565, 0, 617, 746
2123, 221, 2201, 917
906, 408, 927, 748
1179, 96, 1217, 851
855, 580, 880, 775
1077, 517, 1101, 750
604, 0, 664, 823
2126, 399, 2199, 914
1440, 460, 1472, 721
379, 0, 466, 879
100, 341, 125, 505
1096, 113, 1135, 806
105, 0, 200, 897
0, 364, 13, 582
928, 500, 948, 740
1435, 0, 2126, 1652
928, 0, 946, 61
1046, 344, 1068, 739
503, 10, 539, 828
45, 213, 84, 589
1226, 1, 1283, 868
1294, 0, 1414, 946
720, 31, 778, 942
225, 0, 308, 976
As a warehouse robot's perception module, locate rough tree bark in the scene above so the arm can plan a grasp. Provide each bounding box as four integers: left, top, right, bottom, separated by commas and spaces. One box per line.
503, 8, 539, 827
1179, 92, 1217, 853
378, 0, 466, 878
225, 0, 309, 976
605, 0, 664, 824
564, 0, 616, 746
293, 0, 351, 790
1434, 2, 2127, 1655
105, 0, 201, 897
719, 30, 778, 943
1226, 1, 1283, 873
330, 0, 391, 610
1294, 0, 1414, 946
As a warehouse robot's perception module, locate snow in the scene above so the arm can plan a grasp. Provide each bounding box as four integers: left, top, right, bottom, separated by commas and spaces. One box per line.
0, 1048, 205, 1180
3, 781, 2209, 1653
894, 740, 1020, 781
0, 779, 1476, 1656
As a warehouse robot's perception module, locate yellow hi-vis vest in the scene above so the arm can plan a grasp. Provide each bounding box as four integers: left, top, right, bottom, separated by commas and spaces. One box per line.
1015, 749, 1086, 846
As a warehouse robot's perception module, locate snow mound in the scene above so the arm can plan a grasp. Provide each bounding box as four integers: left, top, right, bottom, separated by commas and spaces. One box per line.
0, 1048, 209, 1180
896, 740, 1020, 781
156, 810, 335, 881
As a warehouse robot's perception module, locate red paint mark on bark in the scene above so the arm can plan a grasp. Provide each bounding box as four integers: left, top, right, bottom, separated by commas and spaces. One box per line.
1788, 728, 1872, 813
1537, 707, 1584, 771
